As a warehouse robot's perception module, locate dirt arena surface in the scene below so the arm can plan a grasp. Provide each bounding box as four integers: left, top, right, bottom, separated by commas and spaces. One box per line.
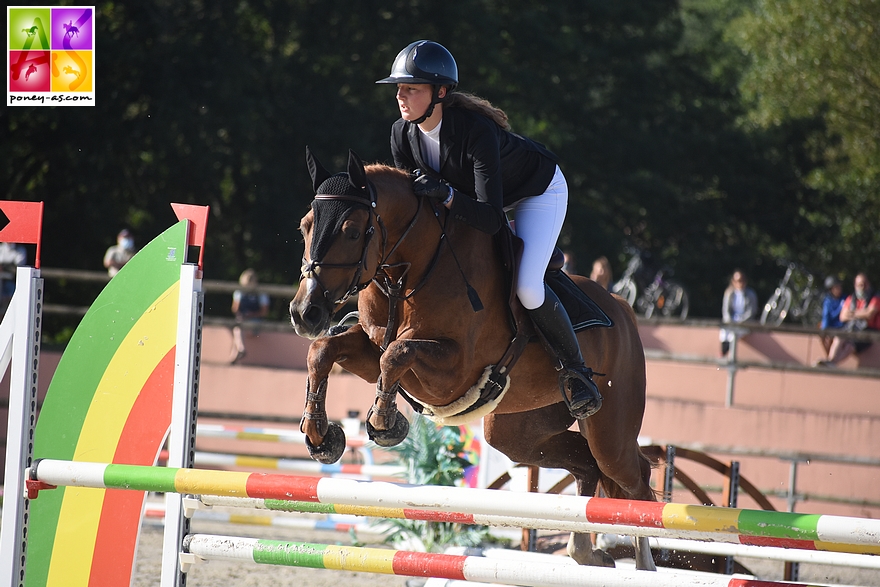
132, 516, 880, 587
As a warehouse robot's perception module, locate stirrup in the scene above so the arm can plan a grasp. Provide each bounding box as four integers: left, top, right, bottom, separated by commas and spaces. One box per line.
559, 366, 603, 419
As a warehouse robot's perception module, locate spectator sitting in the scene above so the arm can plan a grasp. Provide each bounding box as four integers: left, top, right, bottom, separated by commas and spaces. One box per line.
719, 269, 759, 357
103, 229, 137, 277
590, 256, 613, 290
819, 276, 845, 356
817, 273, 880, 367
230, 268, 270, 363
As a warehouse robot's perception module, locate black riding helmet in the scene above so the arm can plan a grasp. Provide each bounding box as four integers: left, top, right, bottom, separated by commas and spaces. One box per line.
376, 40, 458, 124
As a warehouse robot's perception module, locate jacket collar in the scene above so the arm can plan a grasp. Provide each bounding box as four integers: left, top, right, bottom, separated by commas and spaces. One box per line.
405, 108, 457, 177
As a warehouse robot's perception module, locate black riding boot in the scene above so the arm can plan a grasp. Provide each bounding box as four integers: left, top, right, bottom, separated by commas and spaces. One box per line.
528, 286, 603, 419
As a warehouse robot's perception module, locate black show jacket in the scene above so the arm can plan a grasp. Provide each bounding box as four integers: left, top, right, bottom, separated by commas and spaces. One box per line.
390, 107, 559, 235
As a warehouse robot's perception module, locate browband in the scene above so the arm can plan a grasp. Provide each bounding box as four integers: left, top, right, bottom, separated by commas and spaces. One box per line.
313, 181, 377, 208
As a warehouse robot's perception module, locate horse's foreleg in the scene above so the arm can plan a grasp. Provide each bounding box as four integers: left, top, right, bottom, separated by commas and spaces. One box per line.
365, 343, 414, 446
366, 338, 459, 446
301, 376, 348, 464
365, 376, 410, 447
301, 325, 379, 463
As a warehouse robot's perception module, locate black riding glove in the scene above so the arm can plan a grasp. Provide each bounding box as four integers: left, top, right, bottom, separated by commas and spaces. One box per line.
412, 174, 452, 202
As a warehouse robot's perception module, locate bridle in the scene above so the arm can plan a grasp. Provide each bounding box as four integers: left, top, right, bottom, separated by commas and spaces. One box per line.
300, 180, 434, 313
300, 182, 380, 307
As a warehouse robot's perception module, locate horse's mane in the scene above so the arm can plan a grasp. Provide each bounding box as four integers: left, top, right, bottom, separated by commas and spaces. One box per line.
365, 163, 412, 196
365, 163, 408, 180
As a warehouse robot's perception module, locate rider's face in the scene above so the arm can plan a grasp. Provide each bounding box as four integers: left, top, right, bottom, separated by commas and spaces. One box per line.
396, 84, 443, 122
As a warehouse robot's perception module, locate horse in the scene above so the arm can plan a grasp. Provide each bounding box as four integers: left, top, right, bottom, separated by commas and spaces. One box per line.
63, 21, 79, 38
289, 148, 657, 570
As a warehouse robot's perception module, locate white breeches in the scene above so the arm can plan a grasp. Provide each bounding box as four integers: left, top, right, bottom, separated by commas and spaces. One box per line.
508, 166, 568, 310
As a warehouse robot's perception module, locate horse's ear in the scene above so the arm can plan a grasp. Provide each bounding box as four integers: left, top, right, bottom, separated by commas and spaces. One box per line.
347, 149, 368, 190
305, 145, 332, 193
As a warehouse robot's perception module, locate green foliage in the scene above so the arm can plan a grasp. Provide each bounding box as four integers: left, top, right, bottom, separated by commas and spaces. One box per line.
729, 0, 880, 281
373, 416, 496, 552
2, 0, 878, 321
733, 0, 880, 178
387, 416, 473, 487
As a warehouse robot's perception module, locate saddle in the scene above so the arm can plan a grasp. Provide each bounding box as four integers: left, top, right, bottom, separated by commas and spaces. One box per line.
486, 226, 613, 387
497, 226, 614, 334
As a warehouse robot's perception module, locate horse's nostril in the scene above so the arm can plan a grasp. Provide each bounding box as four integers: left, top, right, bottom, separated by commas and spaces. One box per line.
303, 304, 325, 328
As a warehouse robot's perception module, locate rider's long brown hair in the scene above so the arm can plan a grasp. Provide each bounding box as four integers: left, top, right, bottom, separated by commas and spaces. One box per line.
443, 91, 511, 131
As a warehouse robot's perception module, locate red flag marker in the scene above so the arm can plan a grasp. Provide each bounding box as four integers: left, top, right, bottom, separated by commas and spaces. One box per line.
170, 203, 209, 269
0, 201, 44, 268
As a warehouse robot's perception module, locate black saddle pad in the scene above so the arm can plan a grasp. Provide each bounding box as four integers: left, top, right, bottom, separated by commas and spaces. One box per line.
546, 270, 613, 332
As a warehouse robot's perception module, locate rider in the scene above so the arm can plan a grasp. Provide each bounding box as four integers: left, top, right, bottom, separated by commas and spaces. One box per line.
376, 40, 602, 419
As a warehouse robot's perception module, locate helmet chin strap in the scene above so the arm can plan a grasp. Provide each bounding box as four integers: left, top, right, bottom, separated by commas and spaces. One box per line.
410, 86, 442, 125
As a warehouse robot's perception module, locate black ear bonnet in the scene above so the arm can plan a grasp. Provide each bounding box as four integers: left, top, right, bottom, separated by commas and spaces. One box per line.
306, 147, 371, 262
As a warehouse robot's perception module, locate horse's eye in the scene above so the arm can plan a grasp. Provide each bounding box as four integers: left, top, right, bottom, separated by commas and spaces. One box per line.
343, 227, 361, 241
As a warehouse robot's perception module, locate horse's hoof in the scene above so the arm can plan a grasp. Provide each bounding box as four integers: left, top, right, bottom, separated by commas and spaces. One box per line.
570, 549, 616, 568
304, 422, 346, 463
327, 324, 351, 336
568, 534, 616, 568
366, 413, 410, 447
596, 548, 616, 568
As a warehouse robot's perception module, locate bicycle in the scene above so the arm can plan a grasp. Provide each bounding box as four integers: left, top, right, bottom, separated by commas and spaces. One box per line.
612, 248, 689, 320
759, 261, 823, 327
635, 268, 690, 319
611, 249, 650, 307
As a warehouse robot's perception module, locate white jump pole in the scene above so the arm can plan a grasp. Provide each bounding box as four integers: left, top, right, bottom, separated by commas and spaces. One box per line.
181, 533, 812, 587
28, 459, 880, 555
194, 494, 880, 570
186, 450, 406, 478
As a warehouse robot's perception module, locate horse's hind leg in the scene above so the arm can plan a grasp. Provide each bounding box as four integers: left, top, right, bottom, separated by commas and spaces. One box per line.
567, 437, 655, 570
483, 406, 614, 568
579, 419, 658, 571
634, 536, 656, 572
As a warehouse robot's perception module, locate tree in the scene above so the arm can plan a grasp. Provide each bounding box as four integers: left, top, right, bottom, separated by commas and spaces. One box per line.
730, 0, 880, 277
